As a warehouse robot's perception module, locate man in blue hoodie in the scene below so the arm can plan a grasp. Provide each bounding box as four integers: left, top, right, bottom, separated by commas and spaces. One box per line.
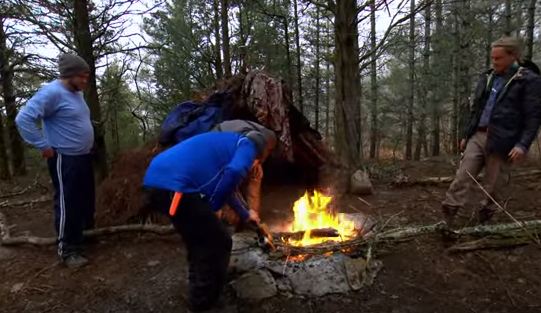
142, 128, 276, 312
15, 54, 95, 268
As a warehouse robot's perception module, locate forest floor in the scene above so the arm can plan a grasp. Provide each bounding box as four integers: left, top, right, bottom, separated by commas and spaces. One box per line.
1, 157, 541, 313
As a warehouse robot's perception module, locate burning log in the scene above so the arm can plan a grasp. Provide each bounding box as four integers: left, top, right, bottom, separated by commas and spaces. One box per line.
277, 228, 341, 241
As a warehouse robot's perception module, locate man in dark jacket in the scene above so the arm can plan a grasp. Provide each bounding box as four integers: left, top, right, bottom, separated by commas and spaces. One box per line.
442, 36, 541, 227
142, 129, 276, 312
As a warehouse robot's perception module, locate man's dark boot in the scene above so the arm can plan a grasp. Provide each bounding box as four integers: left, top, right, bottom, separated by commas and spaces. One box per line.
478, 205, 496, 224
441, 205, 459, 229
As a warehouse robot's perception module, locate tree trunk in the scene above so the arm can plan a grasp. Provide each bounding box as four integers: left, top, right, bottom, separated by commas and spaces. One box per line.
451, 6, 459, 155
504, 0, 512, 36
369, 0, 377, 159
293, 0, 304, 113
525, 0, 536, 61
515, 1, 523, 37
0, 111, 10, 180
405, 0, 415, 160
73, 0, 108, 181
415, 2, 431, 161
110, 102, 120, 156
0, 16, 26, 176
431, 0, 442, 156
486, 4, 493, 68
314, 5, 321, 132
325, 20, 331, 139
334, 0, 362, 168
283, 10, 293, 87
458, 0, 471, 149
213, 0, 223, 80
221, 0, 232, 78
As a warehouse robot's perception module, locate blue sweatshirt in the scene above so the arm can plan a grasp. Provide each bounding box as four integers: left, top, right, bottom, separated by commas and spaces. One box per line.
143, 132, 257, 220
15, 80, 94, 155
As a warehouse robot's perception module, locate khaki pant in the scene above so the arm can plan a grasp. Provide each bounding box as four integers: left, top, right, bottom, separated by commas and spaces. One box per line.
442, 131, 510, 211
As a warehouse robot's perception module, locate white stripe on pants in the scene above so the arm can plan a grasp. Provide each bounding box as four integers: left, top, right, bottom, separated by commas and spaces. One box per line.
56, 153, 66, 256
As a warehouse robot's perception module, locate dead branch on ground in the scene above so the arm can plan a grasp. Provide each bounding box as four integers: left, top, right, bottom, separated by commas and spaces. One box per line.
393, 169, 541, 187
0, 212, 174, 246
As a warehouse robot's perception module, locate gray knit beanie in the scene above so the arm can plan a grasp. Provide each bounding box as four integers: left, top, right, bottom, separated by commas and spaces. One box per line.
58, 54, 90, 78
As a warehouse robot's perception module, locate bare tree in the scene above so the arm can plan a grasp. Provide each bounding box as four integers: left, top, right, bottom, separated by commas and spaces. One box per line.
525, 0, 536, 61
405, 0, 415, 160
369, 0, 378, 159
314, 4, 321, 131
431, 0, 442, 156
213, 0, 223, 79
293, 0, 304, 112
0, 7, 35, 176
0, 110, 9, 180
504, 0, 512, 36
221, 0, 232, 77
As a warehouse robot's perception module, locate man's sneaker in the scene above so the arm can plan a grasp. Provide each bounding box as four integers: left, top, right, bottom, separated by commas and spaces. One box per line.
62, 254, 89, 268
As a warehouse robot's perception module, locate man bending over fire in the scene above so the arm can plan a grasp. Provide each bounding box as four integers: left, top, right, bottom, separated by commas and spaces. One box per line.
141, 129, 276, 312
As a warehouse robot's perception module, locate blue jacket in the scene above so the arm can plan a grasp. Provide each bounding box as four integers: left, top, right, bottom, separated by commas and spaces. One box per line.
143, 132, 257, 220
15, 80, 94, 155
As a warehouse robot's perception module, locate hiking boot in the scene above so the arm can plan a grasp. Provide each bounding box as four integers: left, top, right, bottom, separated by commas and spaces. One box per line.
62, 254, 89, 268
478, 205, 496, 224
441, 205, 458, 229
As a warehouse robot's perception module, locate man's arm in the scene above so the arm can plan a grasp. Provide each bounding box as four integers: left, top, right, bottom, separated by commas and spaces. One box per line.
516, 75, 541, 151
209, 137, 257, 216
15, 86, 56, 151
227, 190, 251, 222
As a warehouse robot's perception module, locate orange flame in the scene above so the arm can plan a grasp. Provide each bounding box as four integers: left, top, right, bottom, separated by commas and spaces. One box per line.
288, 190, 356, 246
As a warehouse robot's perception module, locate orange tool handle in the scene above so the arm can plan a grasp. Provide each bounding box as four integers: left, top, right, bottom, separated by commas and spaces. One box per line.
169, 192, 183, 216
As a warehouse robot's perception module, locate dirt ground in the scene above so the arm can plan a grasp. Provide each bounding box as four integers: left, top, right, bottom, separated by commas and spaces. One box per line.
1, 157, 540, 313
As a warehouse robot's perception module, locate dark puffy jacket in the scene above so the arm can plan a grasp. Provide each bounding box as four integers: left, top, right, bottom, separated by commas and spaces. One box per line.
464, 66, 541, 156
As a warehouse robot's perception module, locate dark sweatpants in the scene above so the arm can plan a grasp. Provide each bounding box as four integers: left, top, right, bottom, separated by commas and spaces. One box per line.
143, 188, 232, 311
47, 153, 95, 258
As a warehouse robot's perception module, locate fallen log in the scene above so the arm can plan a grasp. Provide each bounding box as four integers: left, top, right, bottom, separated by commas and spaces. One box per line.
0, 195, 52, 209
0, 212, 175, 246
392, 169, 541, 187
447, 236, 532, 252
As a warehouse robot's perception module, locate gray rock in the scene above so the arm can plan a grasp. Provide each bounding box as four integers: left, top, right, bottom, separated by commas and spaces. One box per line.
275, 277, 293, 295
287, 254, 351, 296
350, 170, 374, 195
343, 257, 367, 291
338, 213, 376, 235
10, 282, 24, 293
231, 269, 277, 300
229, 249, 266, 273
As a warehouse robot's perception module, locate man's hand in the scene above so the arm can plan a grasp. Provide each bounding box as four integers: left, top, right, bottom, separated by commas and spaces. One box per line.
41, 148, 55, 159
459, 139, 467, 152
247, 209, 260, 224
508, 146, 526, 162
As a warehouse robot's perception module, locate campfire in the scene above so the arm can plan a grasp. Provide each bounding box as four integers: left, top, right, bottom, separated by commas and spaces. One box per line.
285, 190, 357, 247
